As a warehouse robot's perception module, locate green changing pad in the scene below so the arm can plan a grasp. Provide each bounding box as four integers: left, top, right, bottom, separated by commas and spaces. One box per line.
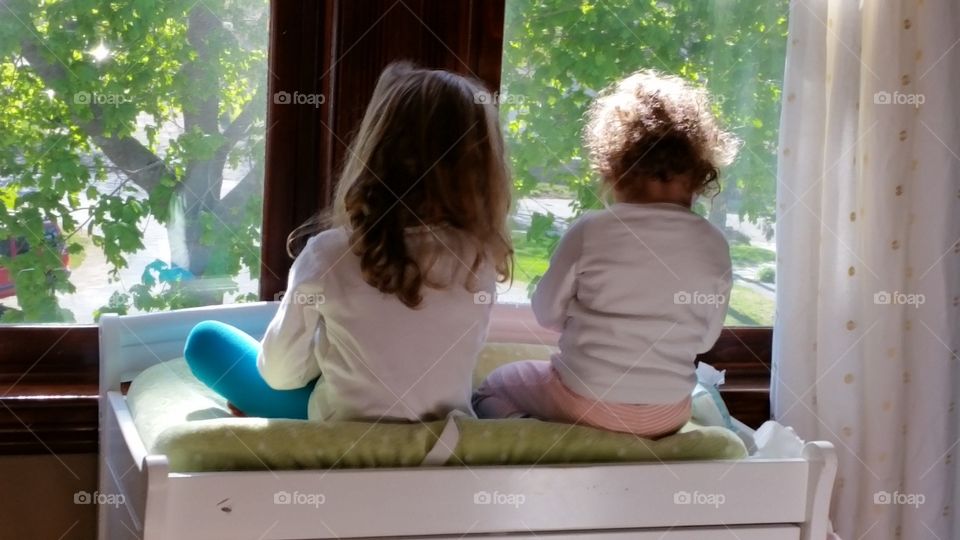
126, 343, 747, 472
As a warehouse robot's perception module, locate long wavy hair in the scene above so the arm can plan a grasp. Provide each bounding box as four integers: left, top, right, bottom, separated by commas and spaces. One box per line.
288, 62, 513, 308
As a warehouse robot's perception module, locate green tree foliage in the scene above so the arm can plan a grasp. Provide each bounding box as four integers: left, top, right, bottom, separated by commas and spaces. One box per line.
0, 0, 267, 321
0, 0, 785, 322
501, 0, 788, 236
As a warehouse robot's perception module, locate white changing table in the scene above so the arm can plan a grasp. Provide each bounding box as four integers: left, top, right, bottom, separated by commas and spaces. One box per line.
98, 303, 836, 539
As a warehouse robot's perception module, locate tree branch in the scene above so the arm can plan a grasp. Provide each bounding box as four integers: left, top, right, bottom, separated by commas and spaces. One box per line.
217, 88, 263, 159
17, 38, 174, 194
214, 162, 263, 228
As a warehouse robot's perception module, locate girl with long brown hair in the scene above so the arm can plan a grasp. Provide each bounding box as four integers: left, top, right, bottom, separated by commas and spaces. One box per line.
183, 62, 512, 420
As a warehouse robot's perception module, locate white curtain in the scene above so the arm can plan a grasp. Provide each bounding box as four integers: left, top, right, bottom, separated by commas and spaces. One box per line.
773, 0, 960, 538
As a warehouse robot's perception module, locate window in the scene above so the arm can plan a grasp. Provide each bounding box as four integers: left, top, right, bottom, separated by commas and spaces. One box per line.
0, 0, 269, 323
0, 0, 517, 452
0, 1, 773, 453
498, 0, 787, 326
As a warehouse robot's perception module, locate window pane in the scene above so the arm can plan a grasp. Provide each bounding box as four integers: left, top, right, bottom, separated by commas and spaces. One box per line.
0, 0, 269, 323
498, 1, 786, 326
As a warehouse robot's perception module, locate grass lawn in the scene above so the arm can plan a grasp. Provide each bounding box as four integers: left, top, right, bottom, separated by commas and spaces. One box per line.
511, 231, 550, 283
725, 282, 775, 326
729, 243, 776, 267
527, 181, 574, 199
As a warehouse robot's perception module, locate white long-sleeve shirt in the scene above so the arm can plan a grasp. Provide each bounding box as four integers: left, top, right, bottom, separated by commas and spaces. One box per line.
532, 202, 732, 405
258, 226, 496, 422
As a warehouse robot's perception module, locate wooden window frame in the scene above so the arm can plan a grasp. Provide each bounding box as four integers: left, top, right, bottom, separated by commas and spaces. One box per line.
0, 0, 772, 454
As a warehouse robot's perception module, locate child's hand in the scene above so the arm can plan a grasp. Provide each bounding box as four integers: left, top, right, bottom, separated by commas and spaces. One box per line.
227, 402, 248, 417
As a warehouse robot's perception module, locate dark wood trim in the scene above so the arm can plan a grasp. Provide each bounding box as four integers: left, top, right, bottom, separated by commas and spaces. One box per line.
259, 0, 333, 300
0, 326, 99, 455
695, 327, 773, 428
0, 326, 99, 392
0, 396, 98, 455
323, 0, 506, 196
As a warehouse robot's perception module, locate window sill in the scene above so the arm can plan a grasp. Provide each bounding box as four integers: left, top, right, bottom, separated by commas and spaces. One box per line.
0, 325, 99, 454
0, 387, 98, 455
0, 379, 770, 456
0, 320, 771, 454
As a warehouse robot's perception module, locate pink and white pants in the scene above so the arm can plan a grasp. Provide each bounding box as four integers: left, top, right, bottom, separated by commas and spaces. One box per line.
473, 360, 692, 439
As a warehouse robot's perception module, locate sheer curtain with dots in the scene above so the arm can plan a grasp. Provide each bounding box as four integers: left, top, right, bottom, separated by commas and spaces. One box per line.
772, 0, 960, 539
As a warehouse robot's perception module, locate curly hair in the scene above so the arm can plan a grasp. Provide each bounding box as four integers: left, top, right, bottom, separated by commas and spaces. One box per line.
288, 62, 513, 308
583, 69, 740, 199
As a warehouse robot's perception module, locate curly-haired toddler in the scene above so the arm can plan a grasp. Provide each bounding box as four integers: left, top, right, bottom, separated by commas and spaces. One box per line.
474, 69, 738, 438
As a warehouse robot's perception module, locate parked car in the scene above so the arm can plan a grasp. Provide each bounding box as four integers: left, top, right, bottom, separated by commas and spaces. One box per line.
0, 221, 70, 299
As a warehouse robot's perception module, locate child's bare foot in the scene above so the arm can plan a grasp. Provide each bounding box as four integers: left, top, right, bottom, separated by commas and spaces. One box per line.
227, 402, 248, 417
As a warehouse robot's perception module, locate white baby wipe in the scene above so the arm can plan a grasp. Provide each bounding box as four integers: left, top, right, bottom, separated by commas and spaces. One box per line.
690, 361, 734, 429
752, 421, 805, 459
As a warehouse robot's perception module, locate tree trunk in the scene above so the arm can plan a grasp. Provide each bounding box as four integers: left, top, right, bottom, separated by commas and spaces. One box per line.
168, 162, 221, 276
708, 191, 728, 232
165, 3, 232, 304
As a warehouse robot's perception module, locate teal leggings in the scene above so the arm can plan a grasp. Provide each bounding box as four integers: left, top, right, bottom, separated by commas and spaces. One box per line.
183, 320, 316, 419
